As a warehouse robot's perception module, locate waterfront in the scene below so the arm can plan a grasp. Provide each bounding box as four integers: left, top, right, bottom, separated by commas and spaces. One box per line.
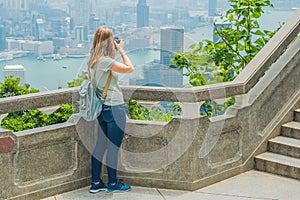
0, 9, 297, 91
0, 50, 160, 91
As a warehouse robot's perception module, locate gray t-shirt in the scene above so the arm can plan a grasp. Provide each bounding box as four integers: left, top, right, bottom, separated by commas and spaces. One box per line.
93, 56, 124, 106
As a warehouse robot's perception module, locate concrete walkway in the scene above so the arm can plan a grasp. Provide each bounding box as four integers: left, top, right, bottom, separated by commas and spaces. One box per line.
42, 170, 300, 200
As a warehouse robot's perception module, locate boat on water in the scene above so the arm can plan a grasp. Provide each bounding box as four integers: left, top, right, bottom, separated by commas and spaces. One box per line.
37, 55, 47, 62
62, 65, 67, 69
37, 55, 44, 60
53, 54, 62, 60
0, 53, 13, 62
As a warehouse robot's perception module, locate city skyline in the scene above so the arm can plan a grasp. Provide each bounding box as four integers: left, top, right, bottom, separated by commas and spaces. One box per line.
0, 0, 299, 55
0, 1, 298, 38
0, 0, 220, 57
0, 0, 299, 89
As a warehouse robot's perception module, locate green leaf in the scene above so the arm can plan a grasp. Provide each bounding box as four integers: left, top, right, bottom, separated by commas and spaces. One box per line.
228, 14, 234, 21
253, 30, 265, 36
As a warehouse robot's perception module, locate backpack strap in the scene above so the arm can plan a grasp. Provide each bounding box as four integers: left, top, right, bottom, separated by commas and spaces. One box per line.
100, 71, 112, 100
89, 61, 112, 100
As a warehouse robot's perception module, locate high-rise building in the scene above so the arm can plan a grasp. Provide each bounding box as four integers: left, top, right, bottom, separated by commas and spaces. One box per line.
69, 0, 91, 42
0, 25, 6, 51
74, 26, 86, 43
160, 26, 184, 66
6, 39, 54, 55
70, 0, 91, 27
208, 0, 217, 16
137, 0, 149, 28
89, 13, 104, 34
32, 15, 46, 41
120, 4, 136, 25
3, 64, 25, 85
160, 26, 184, 87
1, 0, 33, 19
36, 18, 45, 40
143, 61, 163, 86
0, 3, 5, 19
2, 0, 29, 10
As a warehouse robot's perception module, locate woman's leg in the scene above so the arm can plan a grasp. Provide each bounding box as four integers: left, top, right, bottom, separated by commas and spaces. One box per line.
91, 114, 108, 183
102, 104, 126, 184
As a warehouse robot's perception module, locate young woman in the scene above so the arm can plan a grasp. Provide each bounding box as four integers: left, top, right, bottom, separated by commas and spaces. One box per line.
87, 27, 134, 193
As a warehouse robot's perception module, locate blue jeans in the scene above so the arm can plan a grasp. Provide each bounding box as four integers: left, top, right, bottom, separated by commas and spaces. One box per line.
91, 104, 126, 184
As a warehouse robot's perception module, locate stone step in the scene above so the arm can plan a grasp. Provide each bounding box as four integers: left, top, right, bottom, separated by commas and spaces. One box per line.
295, 109, 300, 122
268, 136, 300, 159
281, 121, 300, 139
255, 152, 300, 180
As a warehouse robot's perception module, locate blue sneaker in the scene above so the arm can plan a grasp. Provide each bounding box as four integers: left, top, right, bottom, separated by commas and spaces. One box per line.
89, 181, 107, 193
107, 179, 131, 193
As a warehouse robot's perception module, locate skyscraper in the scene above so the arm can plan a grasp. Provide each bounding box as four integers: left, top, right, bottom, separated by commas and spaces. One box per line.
160, 26, 184, 87
3, 64, 26, 85
120, 4, 136, 25
32, 15, 45, 41
2, 0, 29, 10
74, 26, 85, 43
36, 18, 45, 41
209, 0, 217, 16
0, 25, 6, 51
160, 26, 184, 66
89, 14, 104, 34
69, 0, 91, 42
137, 0, 149, 28
71, 0, 91, 27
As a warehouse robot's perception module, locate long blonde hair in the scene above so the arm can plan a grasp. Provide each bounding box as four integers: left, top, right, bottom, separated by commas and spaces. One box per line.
88, 27, 116, 69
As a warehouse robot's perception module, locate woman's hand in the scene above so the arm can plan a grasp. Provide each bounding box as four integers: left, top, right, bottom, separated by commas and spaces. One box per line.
115, 40, 125, 56
111, 40, 134, 73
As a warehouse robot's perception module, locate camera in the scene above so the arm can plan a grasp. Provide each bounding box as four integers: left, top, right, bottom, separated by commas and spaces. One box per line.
114, 37, 121, 44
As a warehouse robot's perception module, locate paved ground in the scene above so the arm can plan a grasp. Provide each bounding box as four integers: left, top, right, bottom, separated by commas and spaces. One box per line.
42, 170, 300, 200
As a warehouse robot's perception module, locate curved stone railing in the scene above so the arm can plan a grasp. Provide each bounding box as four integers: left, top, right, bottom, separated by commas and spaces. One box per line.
0, 7, 300, 200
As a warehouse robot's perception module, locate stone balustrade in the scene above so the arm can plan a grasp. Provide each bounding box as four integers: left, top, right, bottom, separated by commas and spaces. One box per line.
0, 8, 300, 200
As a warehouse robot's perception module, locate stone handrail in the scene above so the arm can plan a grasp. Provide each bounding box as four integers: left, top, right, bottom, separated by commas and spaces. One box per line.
0, 8, 299, 115
0, 88, 75, 114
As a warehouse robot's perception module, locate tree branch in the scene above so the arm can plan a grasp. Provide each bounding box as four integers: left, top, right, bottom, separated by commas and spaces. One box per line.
213, 22, 248, 66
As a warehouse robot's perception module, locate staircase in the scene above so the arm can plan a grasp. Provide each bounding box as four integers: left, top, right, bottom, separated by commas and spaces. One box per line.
255, 109, 300, 180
